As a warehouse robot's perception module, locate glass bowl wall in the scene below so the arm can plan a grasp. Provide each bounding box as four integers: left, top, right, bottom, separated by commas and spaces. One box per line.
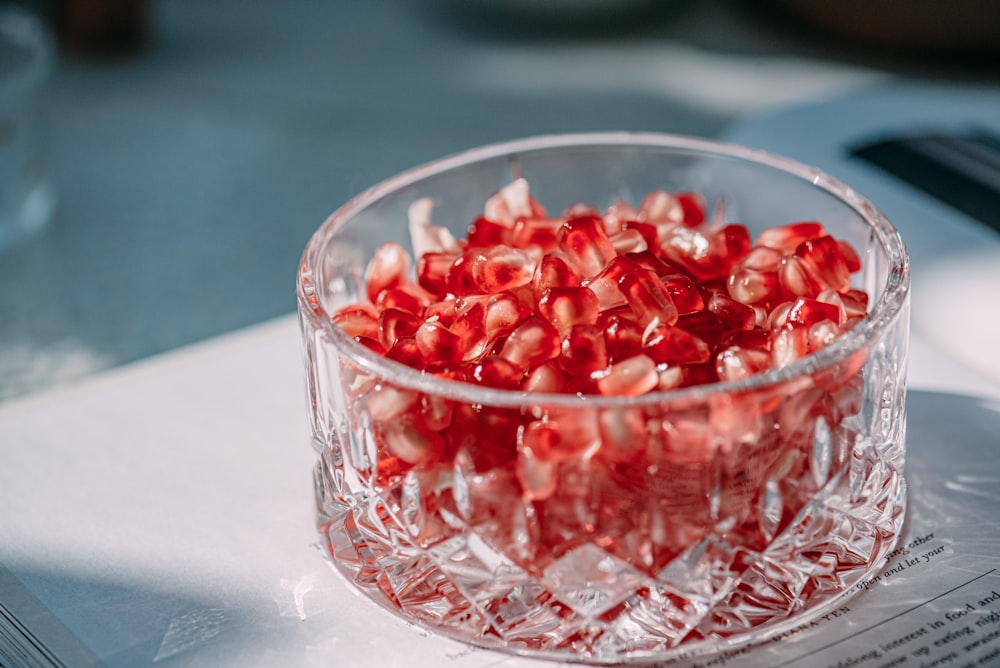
297, 133, 910, 664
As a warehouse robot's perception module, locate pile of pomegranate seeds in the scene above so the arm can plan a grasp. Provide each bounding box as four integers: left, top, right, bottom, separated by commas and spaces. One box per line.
334, 179, 869, 396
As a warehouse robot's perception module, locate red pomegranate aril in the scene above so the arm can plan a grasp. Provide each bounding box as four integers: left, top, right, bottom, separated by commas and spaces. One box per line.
808, 319, 841, 352
472, 355, 524, 390
722, 328, 772, 353
609, 228, 648, 254
513, 216, 564, 251
603, 199, 641, 231
333, 304, 379, 339
423, 298, 459, 327
354, 336, 387, 355
601, 310, 645, 362
417, 251, 458, 297
385, 336, 425, 369
498, 316, 562, 369
471, 245, 536, 293
532, 253, 582, 298
660, 273, 705, 315
378, 307, 422, 349
815, 289, 848, 325
560, 324, 610, 378
623, 221, 660, 251
596, 354, 658, 396
446, 252, 479, 296
376, 284, 432, 315
516, 451, 558, 501
797, 235, 851, 293
779, 254, 822, 298
716, 345, 772, 382
484, 291, 532, 339
467, 216, 510, 247
767, 300, 794, 330
522, 360, 566, 394
676, 311, 723, 349
642, 323, 712, 365
842, 288, 870, 319
520, 416, 600, 462
364, 242, 411, 303
838, 239, 862, 273
787, 297, 842, 328
619, 264, 679, 328
638, 190, 683, 225
415, 319, 465, 364
586, 258, 630, 310
707, 292, 755, 336
624, 250, 679, 277
483, 178, 545, 224
773, 324, 810, 369
378, 417, 445, 466
757, 221, 827, 254
538, 286, 600, 338
676, 191, 707, 227
728, 246, 782, 306
558, 215, 618, 278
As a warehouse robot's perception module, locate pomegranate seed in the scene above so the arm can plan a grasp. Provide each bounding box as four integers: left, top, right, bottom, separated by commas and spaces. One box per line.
779, 254, 822, 298
676, 312, 723, 349
467, 216, 509, 247
603, 199, 642, 231
385, 337, 424, 369
498, 316, 561, 369
516, 450, 558, 501
596, 354, 658, 397
472, 355, 524, 390
643, 323, 712, 365
722, 328, 772, 353
815, 289, 847, 325
585, 257, 630, 310
415, 319, 465, 364
560, 324, 610, 378
841, 289, 869, 319
796, 235, 851, 293
364, 242, 411, 303
772, 324, 810, 369
597, 407, 648, 462
638, 190, 683, 225
376, 284, 432, 315
609, 228, 648, 254
423, 297, 458, 327
378, 307, 421, 349
446, 252, 479, 296
354, 336, 387, 355
483, 178, 545, 224
619, 264, 679, 328
558, 215, 618, 278
333, 304, 379, 339
707, 292, 755, 336
520, 415, 600, 462
622, 221, 659, 251
521, 360, 566, 394
408, 197, 460, 257
786, 297, 841, 328
808, 319, 841, 352
601, 309, 645, 363
728, 246, 782, 306
472, 245, 536, 293
676, 192, 707, 227
484, 291, 532, 339
767, 300, 794, 330
532, 252, 582, 300
716, 346, 772, 382
757, 221, 827, 254
417, 251, 459, 297
512, 217, 564, 251
378, 417, 445, 465
660, 273, 705, 315
838, 239, 862, 273
537, 286, 600, 338
367, 383, 419, 421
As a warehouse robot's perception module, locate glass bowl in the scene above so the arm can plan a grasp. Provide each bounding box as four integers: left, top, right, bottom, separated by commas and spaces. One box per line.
296, 132, 910, 664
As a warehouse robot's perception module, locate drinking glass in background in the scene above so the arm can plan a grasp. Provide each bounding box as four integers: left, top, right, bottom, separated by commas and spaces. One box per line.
0, 6, 55, 252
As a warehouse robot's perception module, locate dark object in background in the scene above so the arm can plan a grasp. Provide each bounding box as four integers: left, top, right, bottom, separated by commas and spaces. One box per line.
51, 0, 150, 56
770, 0, 1000, 53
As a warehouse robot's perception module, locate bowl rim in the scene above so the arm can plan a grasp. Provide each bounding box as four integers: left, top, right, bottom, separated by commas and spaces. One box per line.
298, 131, 910, 408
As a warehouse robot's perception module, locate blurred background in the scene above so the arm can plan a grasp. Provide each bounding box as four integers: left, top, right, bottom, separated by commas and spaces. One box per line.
0, 0, 997, 401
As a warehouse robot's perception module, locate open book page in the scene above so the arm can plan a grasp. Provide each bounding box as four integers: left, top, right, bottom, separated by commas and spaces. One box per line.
1, 317, 998, 668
